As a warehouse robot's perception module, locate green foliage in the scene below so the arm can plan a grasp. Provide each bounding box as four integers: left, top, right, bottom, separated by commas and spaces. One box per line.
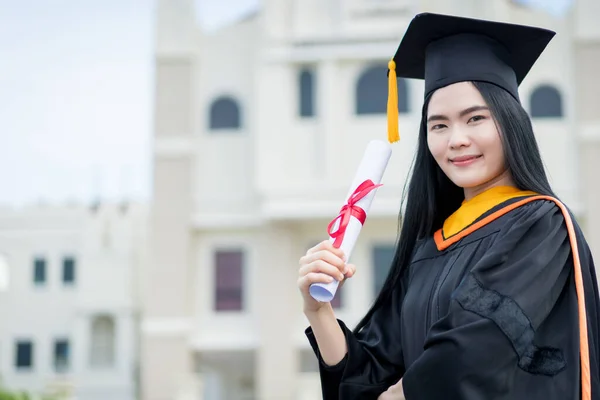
0, 388, 29, 400
0, 388, 60, 400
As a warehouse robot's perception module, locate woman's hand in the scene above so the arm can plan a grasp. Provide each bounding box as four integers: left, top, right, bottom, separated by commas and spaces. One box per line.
378, 379, 405, 400
297, 240, 356, 313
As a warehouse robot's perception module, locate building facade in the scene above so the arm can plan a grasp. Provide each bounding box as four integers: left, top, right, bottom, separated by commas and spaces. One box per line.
0, 202, 146, 400
143, 0, 595, 399
573, 0, 600, 262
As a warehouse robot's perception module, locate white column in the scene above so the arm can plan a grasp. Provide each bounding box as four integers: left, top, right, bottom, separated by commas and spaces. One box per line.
581, 137, 600, 262
202, 370, 222, 400
117, 311, 137, 399
255, 224, 299, 400
320, 59, 345, 184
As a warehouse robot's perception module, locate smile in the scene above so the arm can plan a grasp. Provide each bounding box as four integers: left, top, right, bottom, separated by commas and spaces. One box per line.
449, 155, 482, 166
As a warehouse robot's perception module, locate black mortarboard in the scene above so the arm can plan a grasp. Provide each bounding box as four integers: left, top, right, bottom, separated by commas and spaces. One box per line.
385, 12, 555, 144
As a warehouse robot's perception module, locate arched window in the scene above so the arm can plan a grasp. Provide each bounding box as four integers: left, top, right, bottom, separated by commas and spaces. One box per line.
356, 65, 409, 115
90, 315, 115, 368
209, 96, 242, 130
530, 84, 563, 118
299, 69, 315, 117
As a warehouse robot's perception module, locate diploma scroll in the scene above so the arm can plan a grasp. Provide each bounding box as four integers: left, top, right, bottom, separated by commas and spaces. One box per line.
309, 140, 393, 302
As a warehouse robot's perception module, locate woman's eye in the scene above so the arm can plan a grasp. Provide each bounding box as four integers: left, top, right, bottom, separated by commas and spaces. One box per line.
431, 124, 447, 131
468, 115, 486, 123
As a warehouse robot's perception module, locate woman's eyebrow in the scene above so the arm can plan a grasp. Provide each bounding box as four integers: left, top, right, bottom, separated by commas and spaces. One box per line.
427, 105, 489, 123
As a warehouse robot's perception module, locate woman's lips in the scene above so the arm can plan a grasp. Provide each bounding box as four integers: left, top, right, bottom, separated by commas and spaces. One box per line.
450, 155, 482, 167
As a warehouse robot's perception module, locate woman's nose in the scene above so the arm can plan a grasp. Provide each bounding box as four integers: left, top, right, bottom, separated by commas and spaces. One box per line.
448, 127, 471, 149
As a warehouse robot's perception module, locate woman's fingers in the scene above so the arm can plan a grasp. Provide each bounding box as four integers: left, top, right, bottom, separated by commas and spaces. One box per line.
344, 263, 357, 278
297, 272, 336, 290
298, 259, 345, 282
298, 241, 353, 287
300, 249, 346, 272
305, 240, 345, 260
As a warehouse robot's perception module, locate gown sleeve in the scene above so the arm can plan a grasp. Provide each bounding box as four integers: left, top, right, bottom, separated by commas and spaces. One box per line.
304, 271, 408, 399
401, 200, 577, 399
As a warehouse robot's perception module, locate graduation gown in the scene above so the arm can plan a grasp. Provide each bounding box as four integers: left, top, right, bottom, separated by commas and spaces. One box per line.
305, 194, 600, 399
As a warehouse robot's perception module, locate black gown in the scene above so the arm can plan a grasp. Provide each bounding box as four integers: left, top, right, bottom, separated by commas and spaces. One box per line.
305, 196, 600, 399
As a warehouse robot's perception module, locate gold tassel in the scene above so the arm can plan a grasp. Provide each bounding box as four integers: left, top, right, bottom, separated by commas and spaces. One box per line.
387, 60, 400, 143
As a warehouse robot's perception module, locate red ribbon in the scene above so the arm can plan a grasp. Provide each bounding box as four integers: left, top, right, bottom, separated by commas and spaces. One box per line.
327, 179, 383, 248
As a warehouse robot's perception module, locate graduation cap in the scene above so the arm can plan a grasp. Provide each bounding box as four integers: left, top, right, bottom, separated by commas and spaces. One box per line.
386, 12, 556, 144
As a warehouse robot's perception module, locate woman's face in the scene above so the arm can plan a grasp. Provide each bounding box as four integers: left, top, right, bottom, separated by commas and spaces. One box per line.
426, 81, 513, 199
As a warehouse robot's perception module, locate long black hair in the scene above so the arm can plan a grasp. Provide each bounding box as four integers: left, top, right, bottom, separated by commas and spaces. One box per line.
353, 81, 557, 334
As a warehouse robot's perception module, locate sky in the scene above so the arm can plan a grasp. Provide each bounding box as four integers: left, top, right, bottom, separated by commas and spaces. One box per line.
0, 0, 259, 206
0, 0, 571, 206
512, 0, 572, 16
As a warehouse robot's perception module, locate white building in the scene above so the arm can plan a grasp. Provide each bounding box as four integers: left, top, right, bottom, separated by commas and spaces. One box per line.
0, 202, 147, 400
142, 0, 600, 399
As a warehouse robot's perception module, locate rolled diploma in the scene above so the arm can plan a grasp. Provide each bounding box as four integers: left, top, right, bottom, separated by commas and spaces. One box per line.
309, 139, 393, 302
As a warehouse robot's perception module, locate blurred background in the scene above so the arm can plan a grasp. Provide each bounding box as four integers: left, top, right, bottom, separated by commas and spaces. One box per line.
0, 0, 597, 399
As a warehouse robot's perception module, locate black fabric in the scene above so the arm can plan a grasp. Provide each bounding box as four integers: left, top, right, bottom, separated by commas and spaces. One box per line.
306, 275, 408, 399
391, 13, 556, 101
305, 199, 600, 399
454, 272, 566, 376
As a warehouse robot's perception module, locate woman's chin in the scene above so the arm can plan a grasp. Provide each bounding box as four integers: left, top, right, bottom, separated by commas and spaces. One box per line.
448, 176, 488, 190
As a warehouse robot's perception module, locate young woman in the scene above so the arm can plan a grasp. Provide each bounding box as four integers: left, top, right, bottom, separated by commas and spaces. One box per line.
297, 13, 600, 400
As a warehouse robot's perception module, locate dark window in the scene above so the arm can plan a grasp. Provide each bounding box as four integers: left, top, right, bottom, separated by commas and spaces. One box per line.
299, 69, 315, 117
356, 65, 409, 115
372, 245, 395, 297
15, 340, 33, 369
33, 257, 46, 285
209, 96, 241, 130
63, 257, 75, 284
530, 85, 563, 118
54, 339, 70, 372
215, 250, 244, 311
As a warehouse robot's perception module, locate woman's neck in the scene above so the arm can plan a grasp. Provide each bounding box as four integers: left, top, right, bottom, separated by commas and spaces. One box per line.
463, 169, 516, 201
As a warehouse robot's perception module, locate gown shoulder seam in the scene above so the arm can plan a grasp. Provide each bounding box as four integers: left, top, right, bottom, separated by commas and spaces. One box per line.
434, 195, 545, 251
